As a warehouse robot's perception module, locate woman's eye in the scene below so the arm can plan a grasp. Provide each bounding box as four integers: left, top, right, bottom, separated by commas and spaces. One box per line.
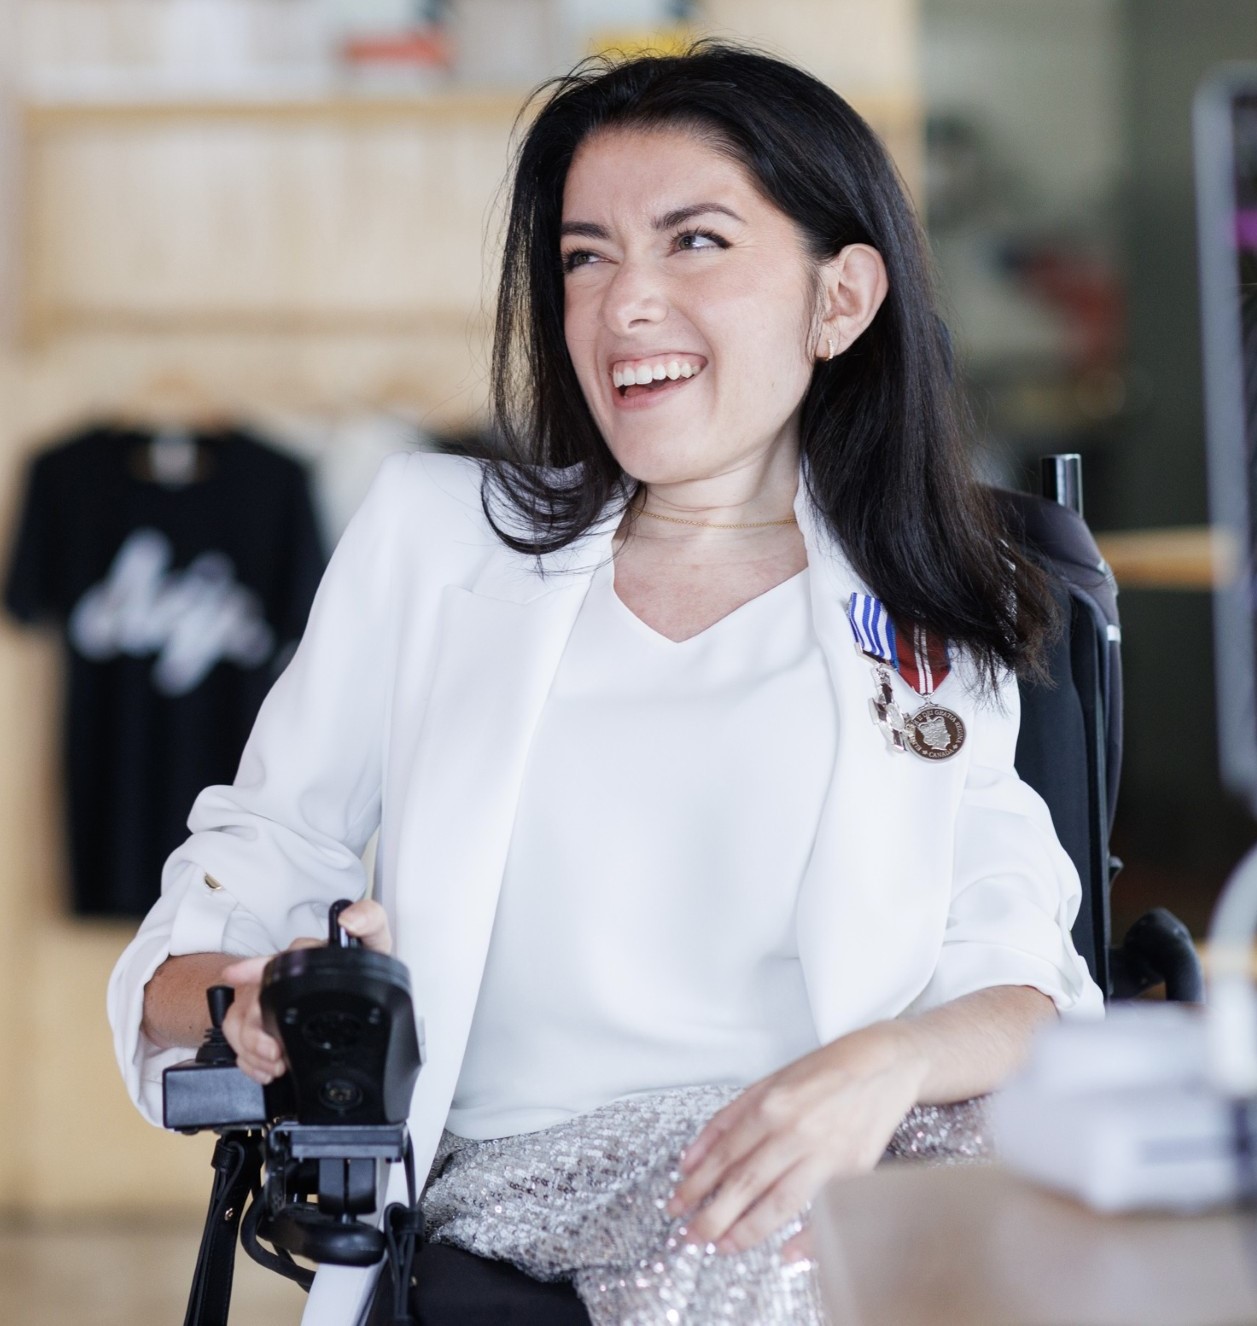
561, 250, 600, 274
675, 229, 727, 253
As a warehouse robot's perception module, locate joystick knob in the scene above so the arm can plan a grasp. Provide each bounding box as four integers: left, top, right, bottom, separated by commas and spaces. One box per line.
329, 899, 361, 949
195, 985, 239, 1066
207, 984, 235, 1030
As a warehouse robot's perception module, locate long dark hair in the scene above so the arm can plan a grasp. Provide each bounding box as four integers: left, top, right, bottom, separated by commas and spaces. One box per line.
484, 41, 1054, 687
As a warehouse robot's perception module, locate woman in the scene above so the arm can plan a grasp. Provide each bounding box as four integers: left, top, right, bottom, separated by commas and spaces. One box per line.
110, 43, 1102, 1326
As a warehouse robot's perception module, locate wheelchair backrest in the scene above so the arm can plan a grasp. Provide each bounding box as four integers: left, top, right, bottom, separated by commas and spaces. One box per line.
990, 487, 1123, 997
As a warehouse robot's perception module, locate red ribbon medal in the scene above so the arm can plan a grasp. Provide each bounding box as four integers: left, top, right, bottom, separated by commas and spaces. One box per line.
847, 594, 966, 760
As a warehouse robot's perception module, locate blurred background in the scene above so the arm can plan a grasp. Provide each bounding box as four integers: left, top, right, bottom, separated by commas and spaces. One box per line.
0, 1, 1253, 1321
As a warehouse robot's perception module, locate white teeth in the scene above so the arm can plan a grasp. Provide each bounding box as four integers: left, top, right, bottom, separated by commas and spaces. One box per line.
610, 358, 704, 388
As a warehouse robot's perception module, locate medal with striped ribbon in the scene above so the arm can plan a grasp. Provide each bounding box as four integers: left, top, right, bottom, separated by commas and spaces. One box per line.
847, 593, 966, 760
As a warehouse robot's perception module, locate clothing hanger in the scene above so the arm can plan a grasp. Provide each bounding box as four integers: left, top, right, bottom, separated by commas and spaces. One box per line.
114, 370, 227, 486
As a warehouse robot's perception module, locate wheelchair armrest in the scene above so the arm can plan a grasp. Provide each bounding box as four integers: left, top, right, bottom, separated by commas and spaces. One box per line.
1108, 907, 1204, 1003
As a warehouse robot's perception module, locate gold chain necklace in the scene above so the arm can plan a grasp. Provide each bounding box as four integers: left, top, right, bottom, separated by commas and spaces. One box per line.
636, 506, 798, 530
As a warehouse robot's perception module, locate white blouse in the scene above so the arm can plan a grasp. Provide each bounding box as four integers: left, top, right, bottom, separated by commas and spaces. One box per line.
448, 559, 837, 1139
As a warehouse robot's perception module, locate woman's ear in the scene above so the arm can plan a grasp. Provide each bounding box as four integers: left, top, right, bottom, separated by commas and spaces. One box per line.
814, 244, 889, 361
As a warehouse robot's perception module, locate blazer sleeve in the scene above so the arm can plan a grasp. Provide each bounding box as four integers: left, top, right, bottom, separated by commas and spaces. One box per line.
906, 662, 1106, 1020
107, 452, 410, 1124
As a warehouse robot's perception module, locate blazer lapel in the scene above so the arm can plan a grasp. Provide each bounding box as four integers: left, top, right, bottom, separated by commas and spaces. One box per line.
388, 517, 619, 1174
303, 531, 617, 1326
795, 493, 973, 1042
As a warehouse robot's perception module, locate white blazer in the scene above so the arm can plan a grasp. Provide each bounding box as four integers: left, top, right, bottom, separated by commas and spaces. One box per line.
108, 452, 1102, 1324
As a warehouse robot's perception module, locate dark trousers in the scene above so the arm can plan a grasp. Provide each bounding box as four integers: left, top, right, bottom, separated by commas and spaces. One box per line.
368, 1242, 592, 1326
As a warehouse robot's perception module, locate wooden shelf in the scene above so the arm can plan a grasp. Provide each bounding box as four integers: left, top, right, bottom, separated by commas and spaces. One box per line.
20, 88, 528, 129
26, 307, 490, 338
18, 84, 921, 131
1094, 525, 1236, 591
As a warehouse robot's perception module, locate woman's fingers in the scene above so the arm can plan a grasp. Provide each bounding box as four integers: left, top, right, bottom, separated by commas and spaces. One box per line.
221, 954, 269, 986
669, 1089, 777, 1219
224, 1007, 284, 1083
224, 1004, 282, 1079
220, 958, 285, 1083
214, 899, 390, 1083
234, 1044, 283, 1084
781, 1226, 814, 1264
679, 1090, 754, 1177
670, 1037, 918, 1253
337, 898, 393, 953
671, 1134, 752, 1220
675, 1124, 809, 1247
707, 1157, 820, 1254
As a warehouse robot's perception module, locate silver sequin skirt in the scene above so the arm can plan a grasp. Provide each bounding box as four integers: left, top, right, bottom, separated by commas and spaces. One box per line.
421, 1084, 991, 1325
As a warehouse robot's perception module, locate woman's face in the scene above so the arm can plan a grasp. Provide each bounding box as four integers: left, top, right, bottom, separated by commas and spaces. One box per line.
560, 127, 822, 489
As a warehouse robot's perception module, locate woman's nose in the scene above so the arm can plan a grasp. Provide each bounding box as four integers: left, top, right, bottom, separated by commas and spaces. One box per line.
602, 258, 668, 333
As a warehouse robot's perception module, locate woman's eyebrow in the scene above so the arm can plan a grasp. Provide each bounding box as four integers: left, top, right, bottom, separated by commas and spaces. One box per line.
653, 202, 745, 230
559, 220, 610, 239
558, 203, 746, 240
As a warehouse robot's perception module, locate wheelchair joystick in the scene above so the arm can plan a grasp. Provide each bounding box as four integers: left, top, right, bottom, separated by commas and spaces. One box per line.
163, 900, 426, 1326
197, 986, 237, 1065
328, 898, 358, 948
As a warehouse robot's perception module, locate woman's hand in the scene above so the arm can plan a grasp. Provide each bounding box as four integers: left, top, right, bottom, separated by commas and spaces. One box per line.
667, 1024, 926, 1257
221, 898, 393, 1085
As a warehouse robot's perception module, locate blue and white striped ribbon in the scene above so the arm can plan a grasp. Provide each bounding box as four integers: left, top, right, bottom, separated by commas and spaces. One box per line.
847, 592, 899, 669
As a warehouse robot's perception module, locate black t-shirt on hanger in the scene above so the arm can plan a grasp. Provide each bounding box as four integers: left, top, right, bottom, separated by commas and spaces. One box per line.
4, 424, 327, 918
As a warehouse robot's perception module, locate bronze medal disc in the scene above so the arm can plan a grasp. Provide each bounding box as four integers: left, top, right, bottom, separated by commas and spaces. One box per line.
905, 705, 966, 760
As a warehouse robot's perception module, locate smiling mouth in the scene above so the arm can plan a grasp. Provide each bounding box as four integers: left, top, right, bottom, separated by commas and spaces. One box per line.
611, 356, 706, 399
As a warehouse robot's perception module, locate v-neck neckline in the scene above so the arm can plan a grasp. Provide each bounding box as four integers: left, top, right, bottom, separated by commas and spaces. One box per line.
608, 564, 809, 645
